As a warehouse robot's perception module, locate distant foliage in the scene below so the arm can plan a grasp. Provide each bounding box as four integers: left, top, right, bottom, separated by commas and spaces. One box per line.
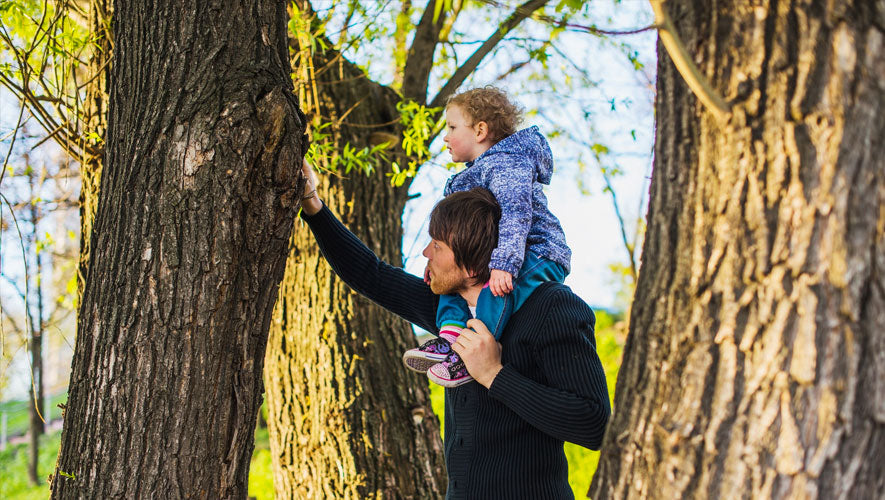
0, 431, 60, 499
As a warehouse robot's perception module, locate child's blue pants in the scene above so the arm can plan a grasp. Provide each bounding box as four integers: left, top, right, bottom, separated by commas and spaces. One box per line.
435, 252, 568, 340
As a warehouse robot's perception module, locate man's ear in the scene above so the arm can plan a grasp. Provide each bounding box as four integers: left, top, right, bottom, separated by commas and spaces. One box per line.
474, 121, 489, 143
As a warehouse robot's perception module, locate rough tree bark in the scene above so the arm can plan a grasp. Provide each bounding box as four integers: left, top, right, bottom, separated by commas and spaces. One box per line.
591, 1, 883, 498
262, 17, 447, 498
51, 1, 307, 497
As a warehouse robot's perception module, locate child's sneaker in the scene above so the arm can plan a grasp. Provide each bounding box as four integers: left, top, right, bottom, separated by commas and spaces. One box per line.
402, 326, 462, 373
402, 336, 453, 372
427, 352, 473, 387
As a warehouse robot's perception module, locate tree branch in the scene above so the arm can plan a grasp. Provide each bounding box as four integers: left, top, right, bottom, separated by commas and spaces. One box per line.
401, 0, 451, 103
649, 0, 730, 118
428, 0, 549, 109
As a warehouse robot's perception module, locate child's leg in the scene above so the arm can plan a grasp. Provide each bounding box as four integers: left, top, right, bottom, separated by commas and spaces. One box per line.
425, 294, 476, 387
435, 293, 471, 340
510, 252, 567, 312
474, 287, 513, 341
402, 294, 470, 373
475, 252, 567, 340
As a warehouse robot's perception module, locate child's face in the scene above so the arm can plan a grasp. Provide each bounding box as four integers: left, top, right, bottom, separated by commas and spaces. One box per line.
444, 105, 485, 163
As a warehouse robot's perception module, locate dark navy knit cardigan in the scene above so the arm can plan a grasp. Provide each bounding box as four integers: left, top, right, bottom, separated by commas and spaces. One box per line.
303, 205, 610, 499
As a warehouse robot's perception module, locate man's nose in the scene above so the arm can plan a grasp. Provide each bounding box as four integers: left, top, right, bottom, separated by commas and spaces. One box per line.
422, 244, 431, 258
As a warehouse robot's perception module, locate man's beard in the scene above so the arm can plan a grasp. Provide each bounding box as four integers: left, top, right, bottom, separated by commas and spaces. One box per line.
427, 266, 469, 296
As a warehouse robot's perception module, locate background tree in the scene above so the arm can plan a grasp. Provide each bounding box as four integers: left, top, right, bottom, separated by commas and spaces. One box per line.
1, 0, 109, 301
1, 0, 104, 487
591, 1, 884, 498
0, 135, 78, 485
50, 0, 309, 496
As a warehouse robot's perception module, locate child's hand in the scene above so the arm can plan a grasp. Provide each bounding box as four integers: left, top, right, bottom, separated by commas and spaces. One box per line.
489, 269, 513, 297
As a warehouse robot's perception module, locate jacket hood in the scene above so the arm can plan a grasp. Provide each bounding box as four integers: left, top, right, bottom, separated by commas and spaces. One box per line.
478, 125, 554, 184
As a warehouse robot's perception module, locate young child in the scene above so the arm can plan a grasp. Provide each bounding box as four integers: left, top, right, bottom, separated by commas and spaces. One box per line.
402, 86, 572, 387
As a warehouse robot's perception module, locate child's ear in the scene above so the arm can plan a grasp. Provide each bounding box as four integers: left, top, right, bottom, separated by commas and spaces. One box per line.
474, 121, 489, 143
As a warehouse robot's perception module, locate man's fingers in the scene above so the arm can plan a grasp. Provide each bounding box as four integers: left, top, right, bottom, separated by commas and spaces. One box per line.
465, 319, 491, 336
302, 158, 319, 187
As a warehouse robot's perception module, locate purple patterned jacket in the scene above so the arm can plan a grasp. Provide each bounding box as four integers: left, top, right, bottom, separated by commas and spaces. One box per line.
444, 126, 571, 277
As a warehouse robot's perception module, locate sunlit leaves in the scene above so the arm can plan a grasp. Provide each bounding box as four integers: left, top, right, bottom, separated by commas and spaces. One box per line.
388, 100, 444, 186
305, 122, 388, 178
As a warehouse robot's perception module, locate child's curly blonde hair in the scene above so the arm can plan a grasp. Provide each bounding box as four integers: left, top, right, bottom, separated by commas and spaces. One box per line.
446, 86, 524, 144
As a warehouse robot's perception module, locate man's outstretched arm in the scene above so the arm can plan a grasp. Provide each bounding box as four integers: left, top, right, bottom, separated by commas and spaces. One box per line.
300, 161, 439, 333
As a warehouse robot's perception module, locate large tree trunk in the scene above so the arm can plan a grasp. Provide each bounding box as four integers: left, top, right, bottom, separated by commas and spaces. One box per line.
262, 20, 447, 497
51, 1, 307, 497
591, 1, 884, 498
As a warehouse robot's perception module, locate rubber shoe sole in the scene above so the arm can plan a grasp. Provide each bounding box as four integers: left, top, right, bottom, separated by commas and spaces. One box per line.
427, 365, 474, 388
402, 349, 447, 373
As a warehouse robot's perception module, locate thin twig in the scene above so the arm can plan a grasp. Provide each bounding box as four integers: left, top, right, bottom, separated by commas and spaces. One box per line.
429, 0, 549, 109
0, 193, 34, 386
0, 98, 27, 186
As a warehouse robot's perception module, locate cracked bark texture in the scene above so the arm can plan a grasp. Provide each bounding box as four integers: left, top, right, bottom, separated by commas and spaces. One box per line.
262, 10, 447, 497
52, 1, 307, 497
590, 1, 884, 499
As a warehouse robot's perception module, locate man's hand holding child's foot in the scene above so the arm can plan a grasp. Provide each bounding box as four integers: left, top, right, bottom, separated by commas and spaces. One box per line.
489, 269, 513, 297
451, 319, 503, 389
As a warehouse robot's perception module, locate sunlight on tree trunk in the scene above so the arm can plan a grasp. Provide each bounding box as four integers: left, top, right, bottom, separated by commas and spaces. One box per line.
262, 9, 447, 496
591, 1, 884, 498
76, 0, 111, 309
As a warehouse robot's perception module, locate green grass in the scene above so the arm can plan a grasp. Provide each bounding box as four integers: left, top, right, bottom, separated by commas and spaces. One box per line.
0, 394, 68, 438
248, 424, 274, 500
0, 431, 60, 500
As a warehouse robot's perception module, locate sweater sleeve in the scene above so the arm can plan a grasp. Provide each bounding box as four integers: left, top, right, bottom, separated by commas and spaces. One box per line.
486, 156, 533, 277
301, 204, 439, 333
487, 289, 611, 449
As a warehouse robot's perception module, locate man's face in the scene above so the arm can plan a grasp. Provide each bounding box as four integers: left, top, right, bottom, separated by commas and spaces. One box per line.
423, 238, 471, 295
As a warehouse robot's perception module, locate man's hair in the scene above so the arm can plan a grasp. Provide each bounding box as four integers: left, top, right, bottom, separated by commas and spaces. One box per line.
446, 86, 524, 143
429, 188, 501, 284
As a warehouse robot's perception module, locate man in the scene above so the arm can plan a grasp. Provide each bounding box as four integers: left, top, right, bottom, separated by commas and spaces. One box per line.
299, 161, 610, 499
